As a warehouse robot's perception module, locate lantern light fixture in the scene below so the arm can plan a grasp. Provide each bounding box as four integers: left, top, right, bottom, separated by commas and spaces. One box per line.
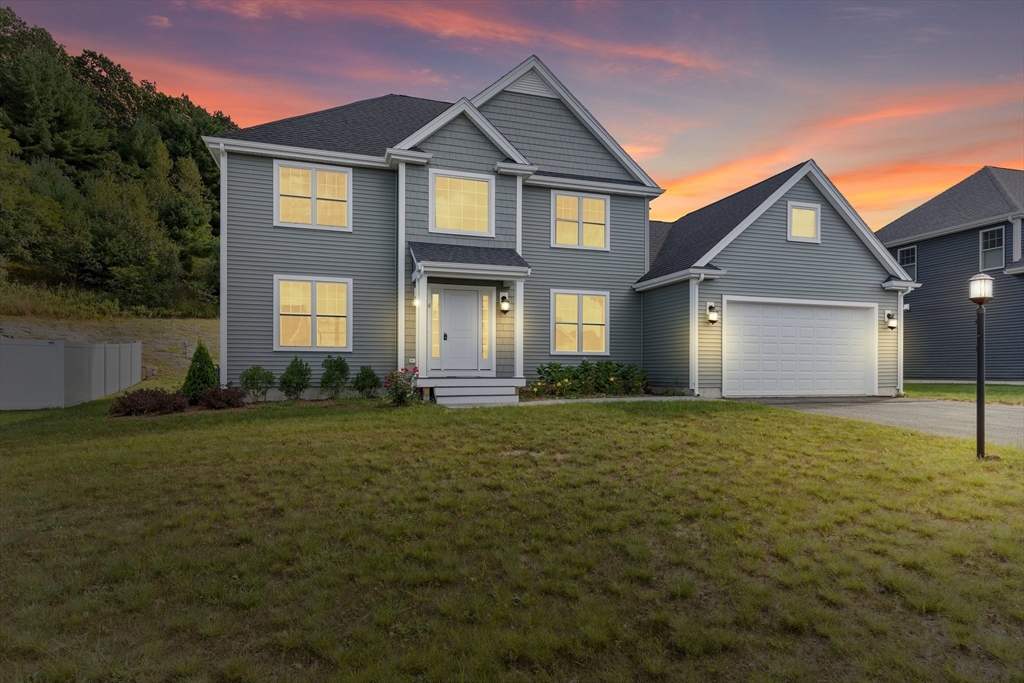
706, 303, 718, 325
968, 273, 994, 305
885, 311, 898, 330
499, 294, 511, 314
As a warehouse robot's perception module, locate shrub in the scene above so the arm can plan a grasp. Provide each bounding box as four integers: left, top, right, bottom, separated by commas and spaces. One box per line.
320, 355, 350, 400
383, 367, 417, 407
181, 341, 217, 404
532, 361, 649, 398
109, 388, 188, 417
279, 356, 311, 400
199, 384, 246, 410
239, 365, 275, 402
353, 365, 382, 398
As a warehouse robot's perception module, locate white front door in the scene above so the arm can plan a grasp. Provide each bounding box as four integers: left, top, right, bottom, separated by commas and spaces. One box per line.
442, 289, 479, 370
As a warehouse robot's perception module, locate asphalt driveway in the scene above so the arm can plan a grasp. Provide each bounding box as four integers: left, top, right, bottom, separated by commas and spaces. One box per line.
747, 397, 1024, 448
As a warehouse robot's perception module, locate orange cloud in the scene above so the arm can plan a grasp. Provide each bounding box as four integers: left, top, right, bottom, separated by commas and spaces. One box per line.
824, 81, 1023, 129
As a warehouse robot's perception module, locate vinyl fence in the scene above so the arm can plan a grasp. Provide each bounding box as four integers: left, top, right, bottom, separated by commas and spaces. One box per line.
0, 338, 142, 410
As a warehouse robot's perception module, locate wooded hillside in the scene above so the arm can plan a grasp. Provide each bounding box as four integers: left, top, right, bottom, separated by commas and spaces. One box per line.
0, 6, 237, 316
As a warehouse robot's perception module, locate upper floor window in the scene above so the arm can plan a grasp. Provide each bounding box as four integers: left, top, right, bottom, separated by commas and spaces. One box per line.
552, 192, 609, 250
897, 246, 917, 281
551, 290, 609, 355
274, 275, 352, 352
787, 201, 820, 243
980, 227, 1004, 271
274, 160, 351, 231
429, 169, 494, 236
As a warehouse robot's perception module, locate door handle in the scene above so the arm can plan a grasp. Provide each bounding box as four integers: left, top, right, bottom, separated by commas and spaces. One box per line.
443, 333, 447, 341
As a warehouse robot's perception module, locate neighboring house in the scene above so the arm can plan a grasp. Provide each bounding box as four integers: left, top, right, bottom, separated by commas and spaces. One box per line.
637, 161, 918, 398
875, 166, 1023, 381
203, 56, 663, 405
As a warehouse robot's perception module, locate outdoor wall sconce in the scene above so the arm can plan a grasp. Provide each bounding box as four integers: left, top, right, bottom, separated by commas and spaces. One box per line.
499, 294, 511, 314
885, 311, 897, 330
413, 297, 420, 307
706, 303, 718, 324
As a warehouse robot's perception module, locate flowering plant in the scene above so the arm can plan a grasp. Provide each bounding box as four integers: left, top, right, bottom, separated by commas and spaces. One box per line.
383, 366, 418, 406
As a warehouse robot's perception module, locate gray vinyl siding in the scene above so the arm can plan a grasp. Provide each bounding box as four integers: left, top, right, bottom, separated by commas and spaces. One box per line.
224, 153, 397, 383
641, 283, 689, 389
521, 185, 645, 376
890, 223, 1023, 381
479, 90, 635, 182
695, 177, 900, 392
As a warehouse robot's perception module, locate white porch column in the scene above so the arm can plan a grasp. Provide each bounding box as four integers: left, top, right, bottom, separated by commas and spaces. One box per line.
514, 280, 524, 378
397, 162, 406, 370
416, 274, 428, 378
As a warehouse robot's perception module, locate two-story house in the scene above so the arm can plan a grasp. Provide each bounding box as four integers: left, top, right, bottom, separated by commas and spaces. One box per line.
203, 56, 663, 405
875, 167, 1023, 382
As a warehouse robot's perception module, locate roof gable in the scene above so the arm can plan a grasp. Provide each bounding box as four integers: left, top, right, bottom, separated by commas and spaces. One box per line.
876, 166, 1024, 246
470, 56, 658, 188
393, 98, 529, 165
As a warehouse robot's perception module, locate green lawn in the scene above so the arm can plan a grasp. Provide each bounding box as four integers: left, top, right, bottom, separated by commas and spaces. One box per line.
1, 399, 1021, 682
904, 383, 1024, 405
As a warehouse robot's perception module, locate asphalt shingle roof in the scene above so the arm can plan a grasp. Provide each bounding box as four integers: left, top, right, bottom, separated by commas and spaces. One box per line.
875, 166, 1024, 245
408, 242, 531, 269
217, 94, 453, 157
638, 162, 807, 283
648, 220, 673, 264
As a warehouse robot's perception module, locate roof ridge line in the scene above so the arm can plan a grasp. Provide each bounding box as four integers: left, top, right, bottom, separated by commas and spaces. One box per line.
985, 166, 1023, 213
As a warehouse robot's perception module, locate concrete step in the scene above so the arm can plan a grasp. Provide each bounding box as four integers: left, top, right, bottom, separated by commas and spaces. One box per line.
434, 385, 517, 397
435, 393, 520, 407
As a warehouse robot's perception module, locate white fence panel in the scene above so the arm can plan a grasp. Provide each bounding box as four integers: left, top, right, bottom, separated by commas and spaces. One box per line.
118, 343, 132, 391
0, 338, 65, 410
64, 342, 90, 407
89, 343, 106, 401
131, 341, 142, 386
104, 344, 120, 396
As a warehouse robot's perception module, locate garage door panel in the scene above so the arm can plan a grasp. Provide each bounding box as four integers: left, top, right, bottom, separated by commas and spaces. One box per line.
723, 300, 874, 397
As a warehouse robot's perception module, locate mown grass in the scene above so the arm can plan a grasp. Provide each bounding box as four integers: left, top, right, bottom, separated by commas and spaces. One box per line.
904, 383, 1024, 405
1, 399, 1021, 682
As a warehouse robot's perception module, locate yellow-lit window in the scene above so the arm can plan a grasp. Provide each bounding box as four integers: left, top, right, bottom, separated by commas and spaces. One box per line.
553, 292, 608, 354
277, 278, 351, 350
554, 193, 607, 248
788, 203, 819, 242
277, 162, 350, 229
434, 174, 491, 234
316, 282, 348, 348
279, 280, 311, 347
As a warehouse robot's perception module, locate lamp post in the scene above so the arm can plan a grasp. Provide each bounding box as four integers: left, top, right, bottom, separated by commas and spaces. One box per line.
968, 273, 994, 460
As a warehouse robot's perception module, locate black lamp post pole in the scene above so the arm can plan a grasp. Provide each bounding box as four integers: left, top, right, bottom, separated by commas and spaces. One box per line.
976, 304, 985, 459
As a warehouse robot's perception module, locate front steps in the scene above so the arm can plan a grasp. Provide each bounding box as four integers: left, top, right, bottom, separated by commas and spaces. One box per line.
419, 377, 524, 407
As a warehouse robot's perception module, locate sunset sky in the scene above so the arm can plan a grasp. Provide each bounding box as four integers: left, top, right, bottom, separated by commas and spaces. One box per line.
10, 0, 1023, 227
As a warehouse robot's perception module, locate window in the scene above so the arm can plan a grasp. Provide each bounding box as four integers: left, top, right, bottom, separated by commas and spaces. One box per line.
897, 246, 917, 281
274, 161, 351, 230
980, 227, 1004, 271
551, 290, 609, 355
274, 276, 352, 351
429, 169, 494, 236
552, 192, 609, 249
787, 201, 820, 243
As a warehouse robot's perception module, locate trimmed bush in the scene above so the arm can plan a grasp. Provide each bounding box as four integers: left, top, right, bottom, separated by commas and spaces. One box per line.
353, 365, 381, 398
320, 355, 350, 400
181, 341, 217, 404
279, 356, 311, 401
109, 388, 188, 417
383, 367, 417, 407
239, 365, 275, 402
530, 360, 649, 398
199, 384, 246, 410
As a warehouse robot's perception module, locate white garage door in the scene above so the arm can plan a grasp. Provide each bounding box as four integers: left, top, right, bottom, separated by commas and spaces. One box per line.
723, 299, 876, 397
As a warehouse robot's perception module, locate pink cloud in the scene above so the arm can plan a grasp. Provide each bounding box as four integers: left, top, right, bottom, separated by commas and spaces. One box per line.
145, 15, 172, 29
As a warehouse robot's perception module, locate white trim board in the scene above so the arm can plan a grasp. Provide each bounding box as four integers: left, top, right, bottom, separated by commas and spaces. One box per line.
203, 136, 390, 169
525, 173, 663, 198
394, 98, 530, 165
881, 212, 1023, 248
272, 274, 354, 353
632, 267, 725, 293
427, 167, 497, 238
219, 143, 227, 385
411, 261, 530, 282
272, 159, 353, 232
786, 200, 821, 244
470, 56, 660, 189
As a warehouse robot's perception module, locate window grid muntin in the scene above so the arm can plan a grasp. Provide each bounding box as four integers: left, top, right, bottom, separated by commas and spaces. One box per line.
552, 292, 608, 354
897, 246, 917, 281
275, 276, 351, 351
981, 228, 1004, 271
553, 192, 608, 249
431, 171, 493, 235
275, 161, 351, 230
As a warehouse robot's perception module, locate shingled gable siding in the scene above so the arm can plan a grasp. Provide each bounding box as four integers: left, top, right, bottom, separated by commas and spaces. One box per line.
890, 224, 1023, 381
224, 153, 397, 384
695, 176, 900, 393
521, 185, 645, 376
402, 113, 517, 368
479, 90, 635, 182
641, 283, 690, 389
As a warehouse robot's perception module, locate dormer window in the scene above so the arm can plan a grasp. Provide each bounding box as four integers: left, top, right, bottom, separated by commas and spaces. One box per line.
787, 201, 820, 243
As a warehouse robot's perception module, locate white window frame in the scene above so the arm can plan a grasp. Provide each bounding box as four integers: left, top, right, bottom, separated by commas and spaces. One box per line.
272, 274, 353, 352
897, 245, 917, 281
273, 159, 353, 232
428, 168, 496, 238
549, 289, 611, 356
549, 190, 611, 251
427, 284, 496, 375
787, 201, 821, 244
979, 227, 1004, 272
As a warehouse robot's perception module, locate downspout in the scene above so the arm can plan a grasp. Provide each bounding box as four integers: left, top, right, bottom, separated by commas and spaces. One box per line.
897, 289, 905, 395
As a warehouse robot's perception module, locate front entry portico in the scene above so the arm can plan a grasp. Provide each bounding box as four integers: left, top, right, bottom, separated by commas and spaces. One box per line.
428, 284, 496, 376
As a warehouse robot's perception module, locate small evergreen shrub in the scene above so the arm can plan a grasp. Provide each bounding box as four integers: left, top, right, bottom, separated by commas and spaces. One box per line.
279, 356, 311, 400
353, 365, 382, 398
383, 367, 418, 407
109, 388, 188, 416
181, 341, 217, 404
239, 365, 275, 402
530, 361, 649, 398
199, 384, 246, 410
320, 355, 350, 399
